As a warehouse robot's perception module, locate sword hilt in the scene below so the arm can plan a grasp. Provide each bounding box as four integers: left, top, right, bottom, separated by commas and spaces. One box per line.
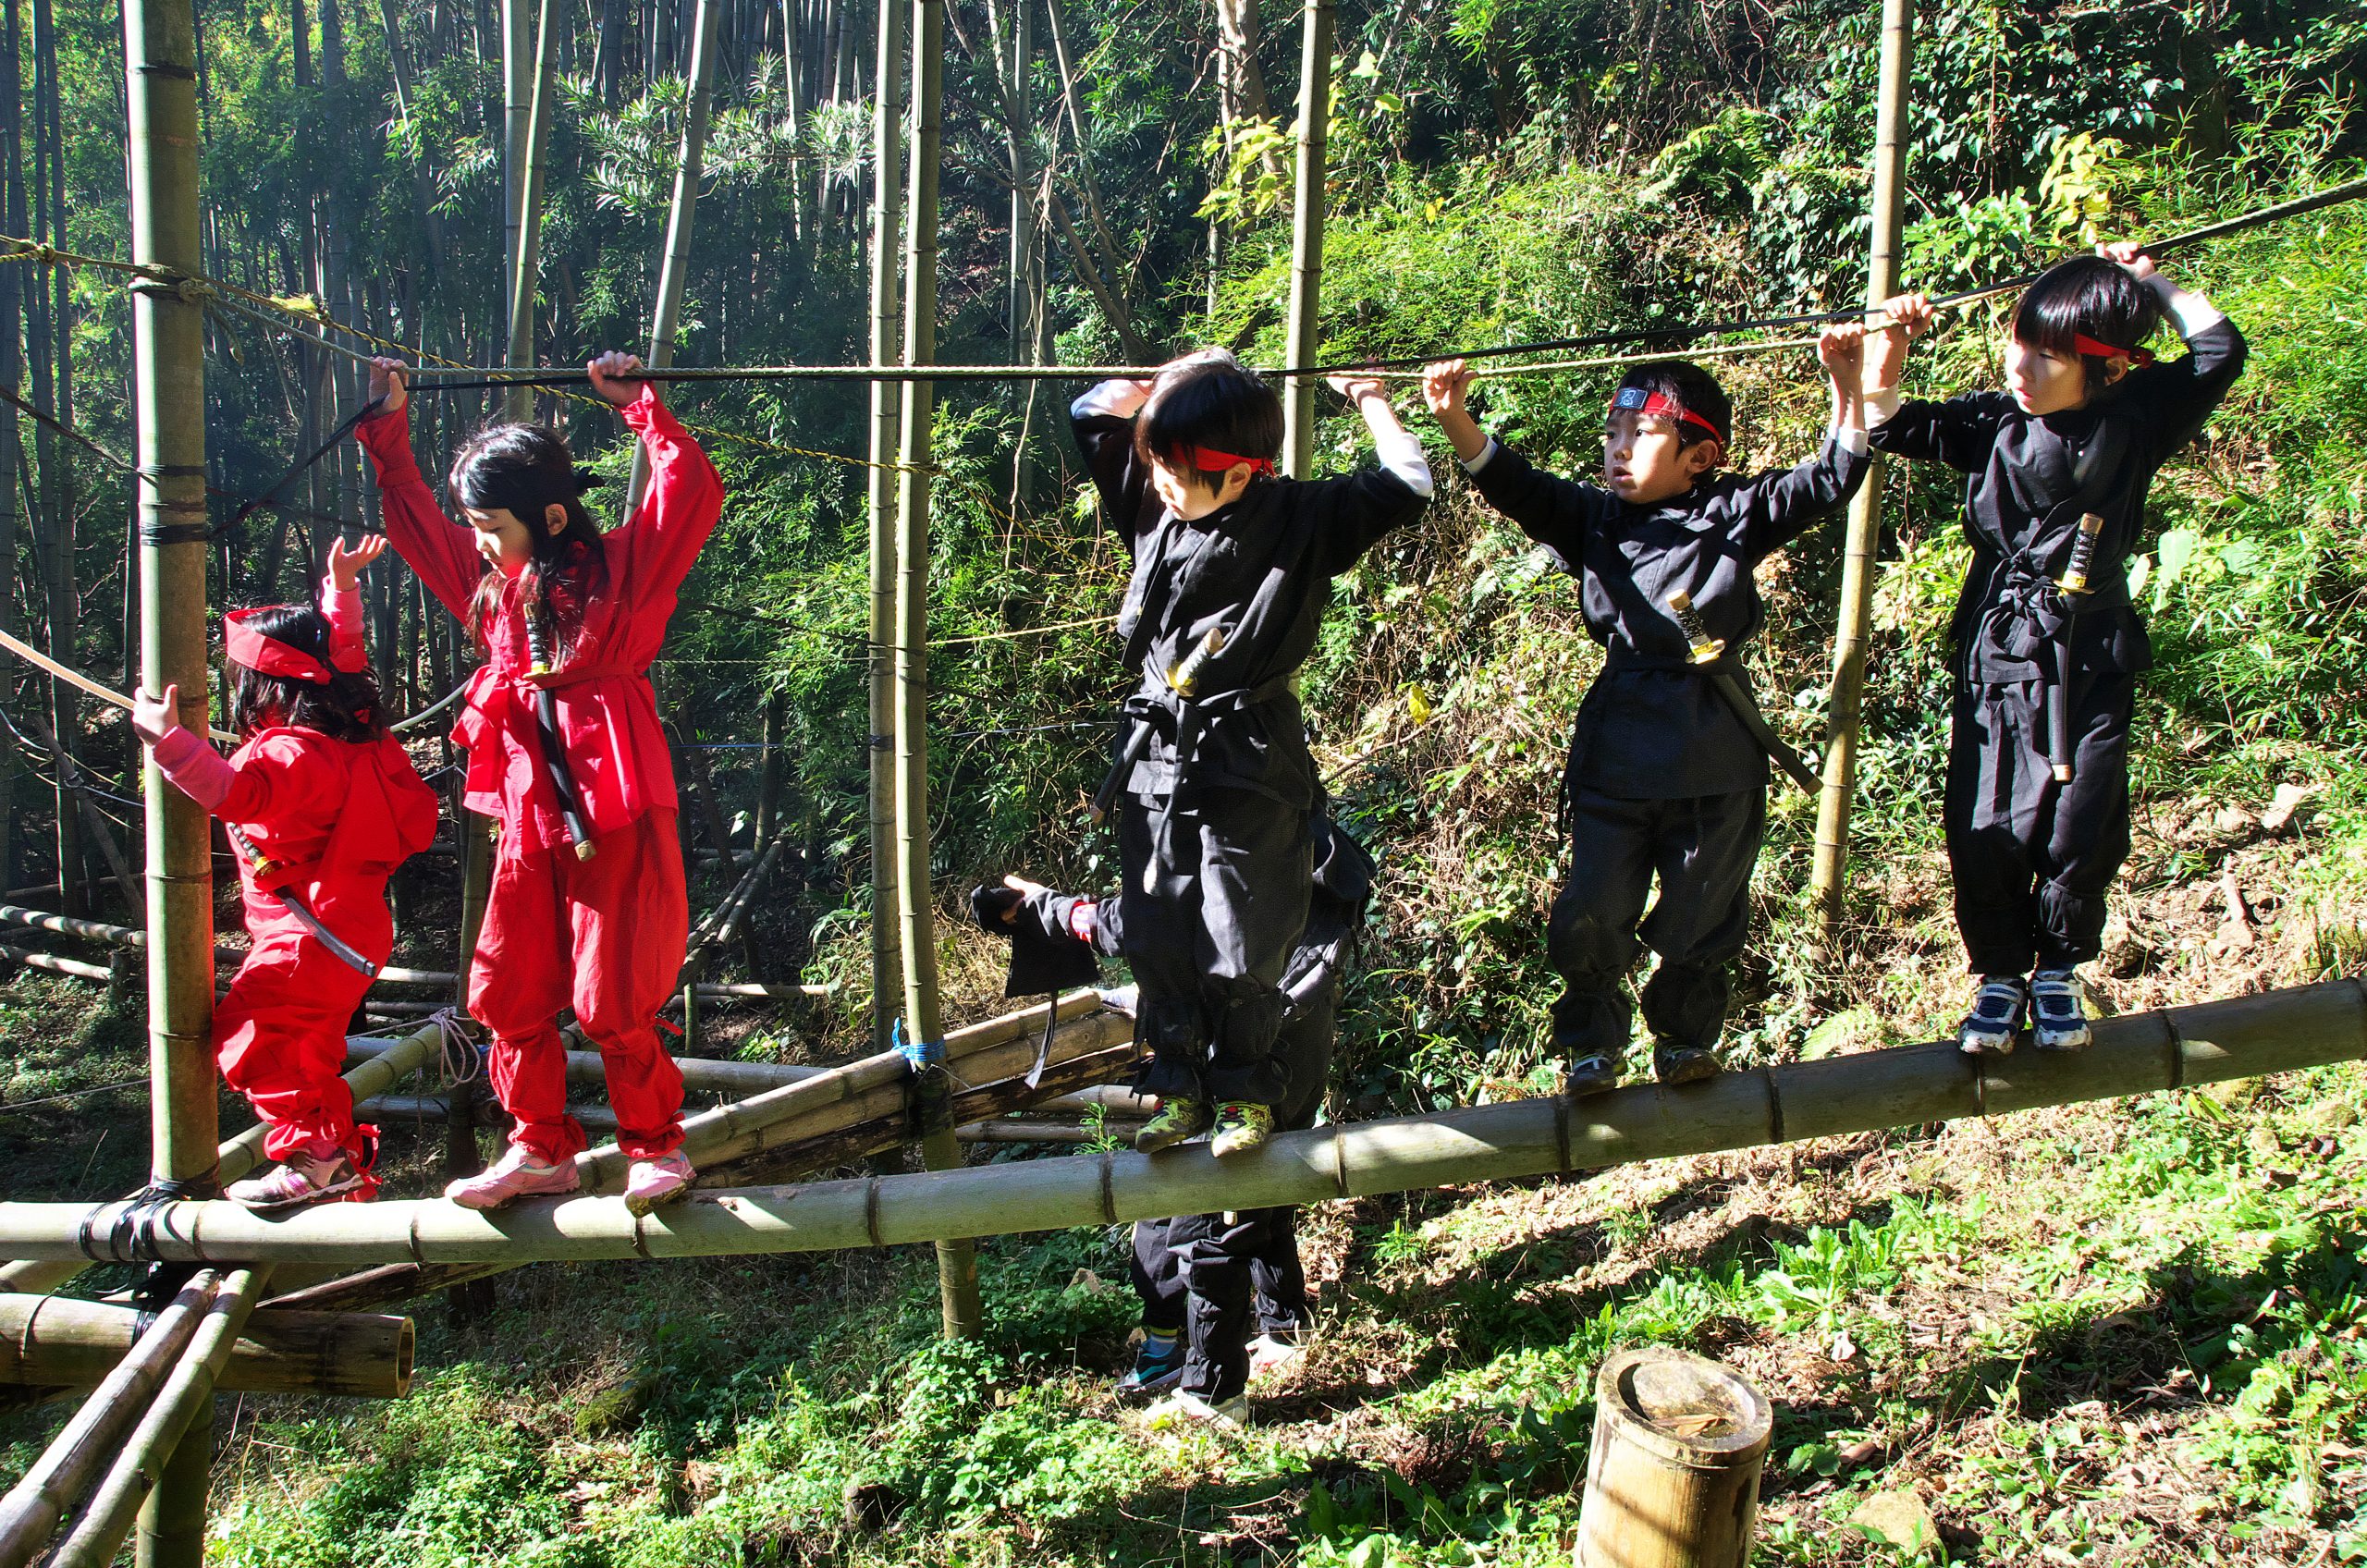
2059, 512, 2105, 595
1166, 626, 1229, 696
1667, 590, 1726, 665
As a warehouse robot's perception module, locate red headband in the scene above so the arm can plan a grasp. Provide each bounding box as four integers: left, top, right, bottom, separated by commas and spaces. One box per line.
1185, 446, 1276, 477
2072, 333, 2155, 367
1609, 386, 1726, 445
224, 607, 366, 684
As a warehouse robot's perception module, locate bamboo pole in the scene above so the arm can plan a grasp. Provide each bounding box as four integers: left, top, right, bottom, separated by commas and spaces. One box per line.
0, 1294, 412, 1400
17, 980, 2360, 1269
1809, 0, 1914, 935
500, 0, 533, 333
501, 0, 558, 423
0, 942, 108, 981
1277, 0, 1332, 478
0, 902, 459, 986
0, 1272, 218, 1568
267, 1000, 1125, 1315
626, 0, 720, 510
124, 1, 215, 1558
865, 0, 905, 1062
0, 1020, 447, 1301
890, 0, 983, 1341
49, 1267, 274, 1568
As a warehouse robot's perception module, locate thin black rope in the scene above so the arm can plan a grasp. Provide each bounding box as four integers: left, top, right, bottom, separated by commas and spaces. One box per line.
387, 178, 2367, 386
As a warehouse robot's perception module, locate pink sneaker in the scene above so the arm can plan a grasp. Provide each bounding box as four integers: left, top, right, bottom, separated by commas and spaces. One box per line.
444, 1144, 582, 1211
226, 1152, 370, 1212
623, 1150, 695, 1216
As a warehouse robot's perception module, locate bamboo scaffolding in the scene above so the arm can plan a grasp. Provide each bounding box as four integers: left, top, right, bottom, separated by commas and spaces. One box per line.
15, 980, 2358, 1269
44, 1266, 272, 1568
266, 997, 1120, 1313
890, 0, 983, 1340
0, 1272, 219, 1568
0, 1021, 447, 1300
124, 0, 215, 1554
1809, 0, 1915, 934
0, 903, 458, 986
865, 0, 907, 1065
0, 1293, 411, 1400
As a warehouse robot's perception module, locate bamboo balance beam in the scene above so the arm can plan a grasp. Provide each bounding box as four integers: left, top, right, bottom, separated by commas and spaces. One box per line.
11, 981, 2358, 1270
263, 996, 1125, 1313
0, 1294, 412, 1399
0, 1021, 448, 1299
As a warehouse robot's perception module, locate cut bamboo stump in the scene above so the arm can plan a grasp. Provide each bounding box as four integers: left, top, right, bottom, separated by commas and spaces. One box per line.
0, 1294, 412, 1399
1575, 1347, 1772, 1568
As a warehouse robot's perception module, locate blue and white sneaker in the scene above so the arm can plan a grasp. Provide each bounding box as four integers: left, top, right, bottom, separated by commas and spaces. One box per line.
2030, 969, 2092, 1051
1117, 1331, 1185, 1399
1957, 975, 2028, 1057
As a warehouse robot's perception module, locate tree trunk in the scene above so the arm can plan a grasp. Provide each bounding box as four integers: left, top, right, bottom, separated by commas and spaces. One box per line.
29, 0, 77, 914
0, 0, 24, 889
865, 0, 902, 1060
593, 0, 624, 102
1213, 0, 1282, 178
376, 0, 448, 271
501, 0, 557, 422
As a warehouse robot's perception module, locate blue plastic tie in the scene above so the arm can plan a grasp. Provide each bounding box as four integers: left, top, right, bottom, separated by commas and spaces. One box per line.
892, 1018, 946, 1069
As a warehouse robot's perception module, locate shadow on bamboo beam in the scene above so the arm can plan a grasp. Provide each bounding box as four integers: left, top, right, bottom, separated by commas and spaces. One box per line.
13, 980, 2359, 1270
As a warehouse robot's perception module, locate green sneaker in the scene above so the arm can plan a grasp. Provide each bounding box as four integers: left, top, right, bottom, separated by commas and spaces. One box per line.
1134, 1097, 1212, 1153
1209, 1103, 1275, 1158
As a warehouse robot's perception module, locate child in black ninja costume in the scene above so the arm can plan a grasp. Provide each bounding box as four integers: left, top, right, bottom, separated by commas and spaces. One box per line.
1071, 351, 1429, 1157
1422, 327, 1870, 1094
975, 813, 1371, 1426
1867, 242, 2245, 1053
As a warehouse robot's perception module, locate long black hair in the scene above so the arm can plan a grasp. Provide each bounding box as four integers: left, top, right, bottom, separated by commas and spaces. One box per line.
1135, 351, 1284, 492
228, 603, 388, 742
2012, 255, 2164, 398
448, 423, 611, 658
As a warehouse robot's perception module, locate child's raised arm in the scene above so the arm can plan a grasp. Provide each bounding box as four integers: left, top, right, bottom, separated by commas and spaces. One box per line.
1331, 374, 1434, 499
1420, 360, 1490, 465
355, 359, 488, 619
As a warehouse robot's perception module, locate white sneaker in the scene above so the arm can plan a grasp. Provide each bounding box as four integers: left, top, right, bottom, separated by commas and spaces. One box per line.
1143, 1389, 1247, 1428
1957, 975, 2028, 1057
1246, 1333, 1306, 1380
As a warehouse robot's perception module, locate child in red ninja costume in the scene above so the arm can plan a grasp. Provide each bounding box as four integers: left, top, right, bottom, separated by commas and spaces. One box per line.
132, 535, 442, 1211
355, 350, 724, 1215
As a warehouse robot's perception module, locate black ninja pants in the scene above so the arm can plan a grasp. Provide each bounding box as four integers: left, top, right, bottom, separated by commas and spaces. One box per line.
1117, 789, 1311, 1106
1546, 784, 1766, 1064
1127, 991, 1333, 1403
1946, 672, 2134, 976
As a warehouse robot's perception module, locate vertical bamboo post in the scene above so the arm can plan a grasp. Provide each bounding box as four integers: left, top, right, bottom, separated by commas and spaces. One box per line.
626, 0, 720, 511
1809, 0, 1913, 935
499, 0, 532, 335
865, 0, 906, 1060
1574, 1347, 1773, 1568
752, 691, 785, 848
501, 0, 558, 423
1277, 0, 1332, 478
123, 2, 214, 1562
891, 0, 983, 1340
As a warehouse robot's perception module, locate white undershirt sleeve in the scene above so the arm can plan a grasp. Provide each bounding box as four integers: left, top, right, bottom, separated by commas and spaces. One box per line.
1372, 423, 1435, 498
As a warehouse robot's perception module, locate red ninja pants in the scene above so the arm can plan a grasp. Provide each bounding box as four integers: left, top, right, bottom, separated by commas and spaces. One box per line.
471, 808, 689, 1162
214, 881, 389, 1163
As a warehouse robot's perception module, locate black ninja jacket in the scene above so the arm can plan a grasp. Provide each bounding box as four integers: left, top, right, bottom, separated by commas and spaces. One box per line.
1465, 435, 1870, 799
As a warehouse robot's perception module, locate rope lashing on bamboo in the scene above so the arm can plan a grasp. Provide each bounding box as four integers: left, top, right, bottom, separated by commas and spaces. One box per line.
7, 978, 2357, 1270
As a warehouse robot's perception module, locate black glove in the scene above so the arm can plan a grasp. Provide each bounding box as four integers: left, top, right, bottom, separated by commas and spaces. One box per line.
970, 883, 1025, 934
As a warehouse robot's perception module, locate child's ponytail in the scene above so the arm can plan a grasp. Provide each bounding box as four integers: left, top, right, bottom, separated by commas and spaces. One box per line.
448, 423, 612, 659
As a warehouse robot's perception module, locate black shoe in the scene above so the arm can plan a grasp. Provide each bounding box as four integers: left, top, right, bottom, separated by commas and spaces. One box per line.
2030, 968, 2092, 1051
1564, 1054, 1620, 1097
1652, 1044, 1719, 1085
